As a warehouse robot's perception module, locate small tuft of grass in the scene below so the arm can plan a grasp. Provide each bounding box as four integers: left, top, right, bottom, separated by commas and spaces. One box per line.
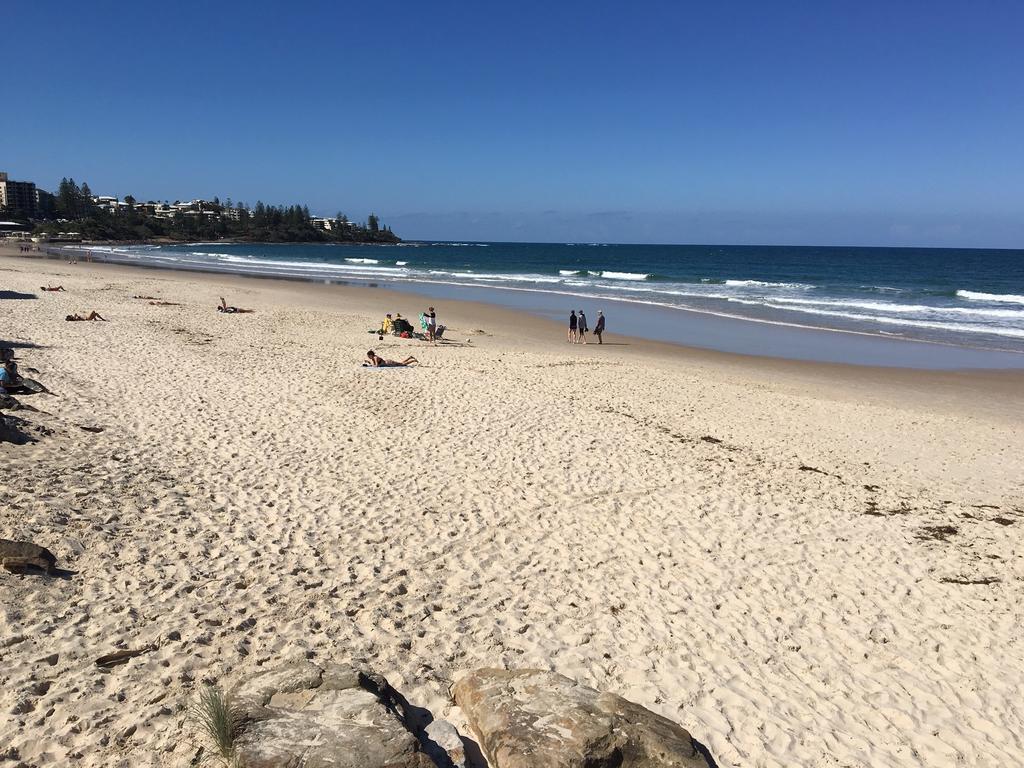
190, 686, 246, 766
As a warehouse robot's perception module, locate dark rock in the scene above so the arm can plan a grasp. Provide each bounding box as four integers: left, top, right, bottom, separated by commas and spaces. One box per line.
0, 540, 57, 574
453, 668, 710, 768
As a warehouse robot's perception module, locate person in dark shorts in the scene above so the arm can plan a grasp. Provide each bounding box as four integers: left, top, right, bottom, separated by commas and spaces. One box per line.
594, 310, 605, 343
365, 350, 419, 367
577, 309, 588, 344
568, 310, 577, 343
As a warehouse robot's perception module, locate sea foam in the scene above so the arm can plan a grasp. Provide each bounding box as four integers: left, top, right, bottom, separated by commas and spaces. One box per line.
598, 271, 650, 281
724, 279, 814, 289
957, 290, 1024, 305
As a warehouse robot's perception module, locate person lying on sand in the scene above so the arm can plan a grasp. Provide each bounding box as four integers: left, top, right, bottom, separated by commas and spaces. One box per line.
218, 297, 254, 314
149, 301, 180, 306
66, 311, 106, 322
132, 295, 159, 300
365, 350, 419, 367
41, 285, 66, 292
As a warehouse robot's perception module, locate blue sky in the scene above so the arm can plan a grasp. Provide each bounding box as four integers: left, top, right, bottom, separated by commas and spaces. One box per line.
5, 1, 1023, 246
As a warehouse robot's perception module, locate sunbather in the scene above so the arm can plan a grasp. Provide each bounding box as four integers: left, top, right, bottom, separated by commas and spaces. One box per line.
66, 311, 106, 321
133, 295, 159, 300
218, 297, 254, 314
149, 301, 180, 306
365, 350, 419, 367
41, 285, 66, 292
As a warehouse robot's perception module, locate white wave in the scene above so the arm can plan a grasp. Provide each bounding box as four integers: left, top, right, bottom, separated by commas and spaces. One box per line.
427, 269, 562, 284
395, 261, 408, 266
724, 279, 814, 289
754, 302, 1024, 339
559, 269, 583, 276
207, 253, 408, 276
345, 257, 379, 264
770, 296, 1024, 319
958, 290, 1024, 305
598, 271, 650, 281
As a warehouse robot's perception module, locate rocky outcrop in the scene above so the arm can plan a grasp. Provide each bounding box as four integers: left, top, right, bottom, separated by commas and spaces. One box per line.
231, 661, 439, 768
453, 668, 710, 768
0, 539, 57, 574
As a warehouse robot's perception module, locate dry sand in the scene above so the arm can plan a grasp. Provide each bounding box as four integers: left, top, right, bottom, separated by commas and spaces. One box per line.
2, 247, 1023, 767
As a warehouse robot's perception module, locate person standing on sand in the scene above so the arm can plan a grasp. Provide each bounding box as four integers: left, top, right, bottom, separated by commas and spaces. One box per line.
594, 310, 606, 343
568, 310, 578, 343
425, 306, 437, 342
578, 309, 588, 344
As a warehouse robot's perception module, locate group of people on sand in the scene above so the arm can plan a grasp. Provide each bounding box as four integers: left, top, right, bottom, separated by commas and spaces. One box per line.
568, 309, 606, 344
35, 282, 105, 320
365, 305, 444, 367
39, 284, 255, 321
378, 306, 442, 342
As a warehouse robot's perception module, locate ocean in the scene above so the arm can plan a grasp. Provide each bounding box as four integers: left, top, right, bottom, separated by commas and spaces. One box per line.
67, 241, 1024, 366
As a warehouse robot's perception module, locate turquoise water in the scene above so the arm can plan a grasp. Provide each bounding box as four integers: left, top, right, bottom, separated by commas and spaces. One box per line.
71, 241, 1024, 365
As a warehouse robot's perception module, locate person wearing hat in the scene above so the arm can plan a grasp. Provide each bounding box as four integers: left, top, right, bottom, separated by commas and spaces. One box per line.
594, 310, 605, 344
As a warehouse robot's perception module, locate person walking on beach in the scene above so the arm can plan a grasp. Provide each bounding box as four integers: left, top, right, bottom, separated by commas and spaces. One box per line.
594, 310, 606, 344
577, 310, 588, 344
568, 310, 578, 343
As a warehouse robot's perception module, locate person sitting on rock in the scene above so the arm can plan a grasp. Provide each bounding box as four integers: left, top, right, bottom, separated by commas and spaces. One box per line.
65, 311, 106, 321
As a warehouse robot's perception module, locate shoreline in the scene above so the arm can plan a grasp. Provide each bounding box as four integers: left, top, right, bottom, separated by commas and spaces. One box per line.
14, 241, 1024, 371
4, 245, 1024, 418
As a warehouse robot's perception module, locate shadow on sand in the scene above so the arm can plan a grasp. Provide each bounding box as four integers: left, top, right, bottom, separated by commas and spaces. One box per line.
0, 413, 36, 445
1, 339, 44, 350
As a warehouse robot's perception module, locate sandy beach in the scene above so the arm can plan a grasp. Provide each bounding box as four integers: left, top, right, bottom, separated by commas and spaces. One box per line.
2, 245, 1023, 767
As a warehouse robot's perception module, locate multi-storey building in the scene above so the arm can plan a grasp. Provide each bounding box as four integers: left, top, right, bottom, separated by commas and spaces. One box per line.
0, 172, 38, 216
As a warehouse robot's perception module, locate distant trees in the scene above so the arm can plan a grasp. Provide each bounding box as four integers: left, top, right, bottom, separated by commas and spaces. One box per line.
55, 177, 97, 219
36, 177, 398, 244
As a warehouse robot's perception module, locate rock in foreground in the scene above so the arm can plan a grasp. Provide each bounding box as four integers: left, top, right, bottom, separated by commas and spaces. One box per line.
0, 539, 58, 574
231, 661, 438, 768
453, 668, 710, 768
